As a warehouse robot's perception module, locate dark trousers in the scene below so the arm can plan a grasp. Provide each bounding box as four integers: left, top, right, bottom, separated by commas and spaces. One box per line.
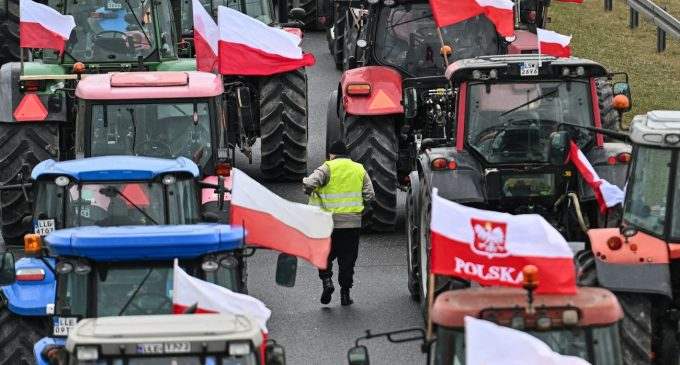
318, 228, 361, 288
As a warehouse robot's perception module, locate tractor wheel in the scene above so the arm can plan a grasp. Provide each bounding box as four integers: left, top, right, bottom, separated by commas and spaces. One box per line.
574, 249, 599, 287
325, 90, 342, 156
344, 115, 397, 231
0, 123, 59, 246
298, 0, 323, 30
617, 293, 654, 365
259, 68, 309, 181
405, 172, 420, 301
341, 10, 358, 71
0, 305, 49, 365
0, 0, 20, 66
596, 78, 619, 131
332, 6, 347, 70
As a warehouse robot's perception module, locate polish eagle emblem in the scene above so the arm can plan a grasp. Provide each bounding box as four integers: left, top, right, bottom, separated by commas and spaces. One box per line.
470, 219, 509, 258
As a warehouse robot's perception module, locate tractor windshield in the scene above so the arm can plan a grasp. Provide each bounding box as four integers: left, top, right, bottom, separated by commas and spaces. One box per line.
61, 0, 176, 62
623, 146, 677, 239
374, 3, 499, 77
466, 80, 593, 164
213, 0, 274, 24
88, 101, 213, 168
435, 324, 621, 364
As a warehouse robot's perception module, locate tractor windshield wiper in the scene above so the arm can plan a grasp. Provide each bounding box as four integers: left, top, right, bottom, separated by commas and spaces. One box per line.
127, 108, 137, 154
100, 186, 159, 225
123, 0, 153, 52
500, 88, 559, 117
388, 13, 433, 29
117, 268, 154, 315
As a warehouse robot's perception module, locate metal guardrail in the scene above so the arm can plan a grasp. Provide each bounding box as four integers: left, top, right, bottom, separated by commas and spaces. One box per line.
604, 0, 680, 52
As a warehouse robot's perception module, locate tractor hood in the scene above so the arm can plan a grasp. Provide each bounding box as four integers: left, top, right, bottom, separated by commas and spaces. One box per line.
32, 156, 200, 181
45, 224, 244, 261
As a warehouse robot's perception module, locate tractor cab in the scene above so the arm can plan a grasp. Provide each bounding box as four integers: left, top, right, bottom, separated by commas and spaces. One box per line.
58, 314, 285, 364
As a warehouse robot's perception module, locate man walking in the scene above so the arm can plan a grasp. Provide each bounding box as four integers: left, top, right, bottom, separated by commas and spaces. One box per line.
303, 141, 374, 306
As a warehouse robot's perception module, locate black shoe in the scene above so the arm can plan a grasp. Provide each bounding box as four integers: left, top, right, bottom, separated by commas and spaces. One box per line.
320, 278, 334, 305
341, 288, 353, 306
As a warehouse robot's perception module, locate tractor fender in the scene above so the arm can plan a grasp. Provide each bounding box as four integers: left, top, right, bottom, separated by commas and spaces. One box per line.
419, 148, 484, 204
579, 142, 632, 201
588, 228, 672, 298
0, 62, 68, 123
34, 337, 66, 365
407, 170, 421, 226
340, 66, 404, 116
1, 256, 56, 316
507, 29, 538, 54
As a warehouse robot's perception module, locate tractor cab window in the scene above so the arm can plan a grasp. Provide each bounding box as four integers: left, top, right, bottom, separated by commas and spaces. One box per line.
89, 101, 213, 169
374, 3, 499, 77
467, 81, 592, 164
64, 0, 157, 62
33, 180, 66, 233
624, 146, 672, 238
213, 0, 274, 24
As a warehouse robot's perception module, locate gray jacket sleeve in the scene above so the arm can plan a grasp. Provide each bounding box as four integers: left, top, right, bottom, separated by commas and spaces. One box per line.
303, 164, 330, 189
362, 171, 375, 202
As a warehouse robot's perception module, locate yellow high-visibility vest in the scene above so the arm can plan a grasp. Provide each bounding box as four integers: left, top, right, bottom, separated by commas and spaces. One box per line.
309, 158, 365, 214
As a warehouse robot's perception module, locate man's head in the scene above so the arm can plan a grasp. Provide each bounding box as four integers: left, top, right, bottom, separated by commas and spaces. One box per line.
328, 140, 348, 159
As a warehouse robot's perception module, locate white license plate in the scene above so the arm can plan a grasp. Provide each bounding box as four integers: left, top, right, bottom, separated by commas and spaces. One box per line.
35, 219, 55, 236
53, 317, 78, 336
137, 342, 191, 354
520, 61, 539, 76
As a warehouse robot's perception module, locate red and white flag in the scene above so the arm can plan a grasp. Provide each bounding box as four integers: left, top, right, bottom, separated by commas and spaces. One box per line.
217, 6, 315, 76
429, 190, 576, 294
192, 0, 219, 72
230, 169, 332, 269
568, 142, 624, 213
20, 0, 75, 54
429, 0, 514, 37
537, 28, 572, 57
466, 317, 591, 365
172, 261, 271, 332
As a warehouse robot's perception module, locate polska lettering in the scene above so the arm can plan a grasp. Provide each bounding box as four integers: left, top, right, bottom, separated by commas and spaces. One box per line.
454, 257, 523, 284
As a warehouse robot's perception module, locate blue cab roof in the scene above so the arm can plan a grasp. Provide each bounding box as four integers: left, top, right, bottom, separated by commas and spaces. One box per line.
45, 224, 245, 261
31, 156, 200, 182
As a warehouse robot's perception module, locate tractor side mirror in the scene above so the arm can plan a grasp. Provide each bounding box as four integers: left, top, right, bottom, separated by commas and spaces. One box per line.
612, 82, 632, 113
202, 211, 221, 223
548, 131, 570, 166
0, 252, 16, 286
347, 345, 370, 365
275, 253, 297, 287
288, 7, 305, 21
403, 87, 418, 119
265, 341, 286, 365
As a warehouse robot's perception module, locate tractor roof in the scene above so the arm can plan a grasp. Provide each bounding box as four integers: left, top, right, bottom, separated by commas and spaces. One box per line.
66, 314, 262, 355
431, 287, 622, 328
75, 71, 223, 100
45, 224, 244, 261
630, 110, 680, 147
445, 54, 608, 81
31, 156, 200, 181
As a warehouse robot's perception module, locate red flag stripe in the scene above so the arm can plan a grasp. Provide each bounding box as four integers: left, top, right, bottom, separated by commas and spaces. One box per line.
218, 40, 315, 76
19, 22, 69, 53
195, 31, 219, 73
172, 304, 218, 314
539, 42, 572, 57
429, 0, 514, 36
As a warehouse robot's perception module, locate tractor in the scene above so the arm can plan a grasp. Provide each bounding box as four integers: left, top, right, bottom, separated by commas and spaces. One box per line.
401, 55, 632, 314
50, 313, 286, 365
575, 110, 680, 365
345, 268, 625, 364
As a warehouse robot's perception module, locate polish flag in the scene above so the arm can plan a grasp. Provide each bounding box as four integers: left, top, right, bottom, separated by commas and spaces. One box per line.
192, 0, 219, 72
568, 142, 624, 213
230, 169, 332, 269
217, 6, 315, 76
20, 0, 75, 53
430, 189, 576, 294
429, 0, 515, 37
537, 28, 572, 58
172, 261, 271, 332
466, 317, 591, 365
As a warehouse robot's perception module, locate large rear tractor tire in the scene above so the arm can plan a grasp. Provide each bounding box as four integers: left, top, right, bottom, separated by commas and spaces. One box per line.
259, 68, 309, 181
331, 6, 347, 70
344, 115, 397, 231
341, 10, 358, 71
0, 123, 59, 245
298, 0, 323, 30
596, 78, 619, 131
0, 305, 49, 365
617, 293, 654, 365
405, 171, 420, 301
0, 0, 20, 66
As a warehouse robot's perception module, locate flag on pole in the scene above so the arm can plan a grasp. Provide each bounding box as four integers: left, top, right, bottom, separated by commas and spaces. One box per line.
172, 261, 271, 332
429, 0, 515, 37
537, 28, 572, 57
192, 0, 219, 72
20, 0, 76, 54
230, 168, 333, 269
465, 316, 591, 365
217, 6, 315, 76
429, 189, 577, 294
568, 142, 625, 213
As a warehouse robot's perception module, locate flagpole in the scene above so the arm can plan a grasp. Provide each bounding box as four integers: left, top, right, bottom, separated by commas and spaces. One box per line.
426, 272, 435, 340
436, 28, 449, 67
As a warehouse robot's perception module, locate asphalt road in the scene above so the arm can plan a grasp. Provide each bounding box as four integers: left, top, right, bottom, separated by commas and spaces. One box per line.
235, 32, 426, 364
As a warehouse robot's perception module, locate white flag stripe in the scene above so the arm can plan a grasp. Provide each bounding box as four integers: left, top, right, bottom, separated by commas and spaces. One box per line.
173, 262, 270, 332
430, 190, 573, 258
192, 0, 219, 54
537, 28, 572, 47
466, 317, 591, 365
231, 168, 333, 239
20, 0, 75, 39
217, 6, 303, 59
476, 0, 515, 10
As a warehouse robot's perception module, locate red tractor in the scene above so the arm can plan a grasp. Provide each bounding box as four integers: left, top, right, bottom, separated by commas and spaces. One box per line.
576, 110, 680, 365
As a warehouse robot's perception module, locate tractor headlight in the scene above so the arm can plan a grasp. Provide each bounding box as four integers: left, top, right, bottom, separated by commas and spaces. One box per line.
56, 261, 73, 275
228, 341, 251, 356
665, 134, 680, 145
76, 346, 99, 361
55, 176, 70, 187
74, 261, 91, 275
162, 174, 176, 185
220, 256, 238, 269
202, 258, 219, 272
